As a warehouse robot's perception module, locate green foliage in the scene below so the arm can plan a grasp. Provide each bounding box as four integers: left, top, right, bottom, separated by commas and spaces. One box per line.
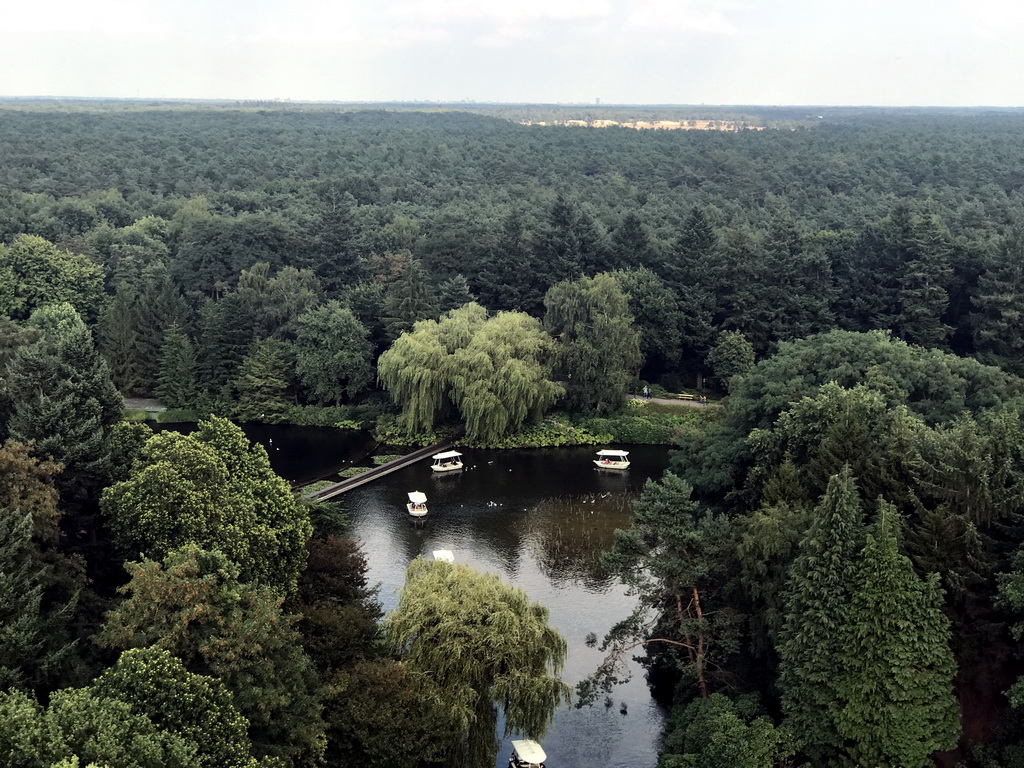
544, 273, 642, 415
154, 408, 201, 423
156, 325, 199, 410
5, 306, 123, 507
834, 504, 960, 767
291, 535, 381, 674
705, 330, 755, 391
465, 417, 606, 449
776, 466, 865, 761
0, 234, 105, 323
91, 648, 256, 768
322, 660, 464, 768
99, 545, 325, 766
588, 473, 734, 702
385, 559, 570, 768
659, 694, 791, 768
575, 406, 712, 445
0, 685, 200, 768
232, 338, 293, 424
101, 416, 312, 594
379, 303, 562, 442
974, 226, 1024, 376
293, 300, 373, 405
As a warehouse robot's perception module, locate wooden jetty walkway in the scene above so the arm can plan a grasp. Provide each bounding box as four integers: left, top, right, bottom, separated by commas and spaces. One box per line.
307, 438, 457, 501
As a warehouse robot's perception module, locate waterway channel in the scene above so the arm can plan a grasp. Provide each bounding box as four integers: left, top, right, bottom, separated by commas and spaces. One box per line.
209, 424, 674, 768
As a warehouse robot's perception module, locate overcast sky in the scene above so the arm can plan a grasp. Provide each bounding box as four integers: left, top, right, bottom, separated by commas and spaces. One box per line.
2, 0, 1020, 106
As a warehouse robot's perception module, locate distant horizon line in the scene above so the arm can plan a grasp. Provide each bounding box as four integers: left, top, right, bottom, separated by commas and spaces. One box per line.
1, 95, 1022, 110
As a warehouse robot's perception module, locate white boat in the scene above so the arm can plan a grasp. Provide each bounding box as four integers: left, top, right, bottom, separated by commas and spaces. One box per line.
407, 491, 428, 517
431, 450, 464, 472
594, 449, 630, 470
432, 549, 455, 562
509, 739, 547, 768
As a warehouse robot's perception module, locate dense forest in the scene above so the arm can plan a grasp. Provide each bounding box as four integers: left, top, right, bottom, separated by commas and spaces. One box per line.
3, 101, 1024, 767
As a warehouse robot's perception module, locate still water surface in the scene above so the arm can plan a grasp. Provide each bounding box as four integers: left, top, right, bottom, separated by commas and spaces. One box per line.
243, 426, 673, 768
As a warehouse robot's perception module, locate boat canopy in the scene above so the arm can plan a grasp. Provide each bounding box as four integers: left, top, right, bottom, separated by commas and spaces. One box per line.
432, 450, 463, 460
432, 549, 455, 562
408, 491, 427, 504
596, 449, 630, 458
511, 740, 547, 764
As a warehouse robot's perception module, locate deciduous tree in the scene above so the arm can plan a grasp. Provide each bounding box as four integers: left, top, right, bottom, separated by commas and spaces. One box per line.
385, 559, 570, 768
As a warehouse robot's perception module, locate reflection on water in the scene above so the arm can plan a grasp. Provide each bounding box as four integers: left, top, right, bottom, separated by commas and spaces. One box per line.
340, 445, 671, 768
522, 492, 635, 589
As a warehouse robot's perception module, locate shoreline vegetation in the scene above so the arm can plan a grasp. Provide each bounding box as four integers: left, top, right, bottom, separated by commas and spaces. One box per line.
124, 391, 721, 449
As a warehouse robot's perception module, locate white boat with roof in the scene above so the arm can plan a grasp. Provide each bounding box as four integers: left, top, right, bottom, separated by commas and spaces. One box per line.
432, 549, 455, 562
431, 450, 464, 472
509, 739, 547, 768
594, 449, 630, 470
407, 491, 428, 517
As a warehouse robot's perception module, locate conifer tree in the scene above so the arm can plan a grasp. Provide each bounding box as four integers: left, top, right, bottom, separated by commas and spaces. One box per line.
383, 258, 438, 340
777, 466, 864, 763
156, 324, 199, 409
97, 289, 144, 395
232, 338, 292, 424
972, 226, 1024, 374
437, 274, 476, 312
835, 502, 960, 768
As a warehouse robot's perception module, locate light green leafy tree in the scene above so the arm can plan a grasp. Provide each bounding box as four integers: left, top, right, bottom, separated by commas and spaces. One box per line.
385, 559, 570, 768
0, 686, 199, 768
100, 416, 312, 594
91, 648, 257, 768
0, 234, 105, 323
705, 330, 755, 392
660, 693, 792, 768
378, 303, 562, 443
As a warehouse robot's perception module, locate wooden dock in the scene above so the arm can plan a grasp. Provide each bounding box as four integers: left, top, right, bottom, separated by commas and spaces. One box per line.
307, 438, 457, 501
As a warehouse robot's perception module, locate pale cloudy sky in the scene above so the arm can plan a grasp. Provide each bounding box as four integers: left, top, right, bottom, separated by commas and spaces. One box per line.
2, 0, 1021, 105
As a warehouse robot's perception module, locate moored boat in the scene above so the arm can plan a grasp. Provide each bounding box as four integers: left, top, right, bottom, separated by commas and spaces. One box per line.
594, 449, 630, 470
431, 450, 464, 472
509, 739, 547, 768
407, 491, 428, 517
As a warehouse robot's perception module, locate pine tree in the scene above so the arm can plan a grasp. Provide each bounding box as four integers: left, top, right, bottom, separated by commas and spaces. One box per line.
436, 274, 476, 312
383, 258, 439, 340
895, 213, 953, 348
972, 226, 1024, 374
835, 503, 960, 768
777, 466, 865, 763
156, 324, 200, 409
97, 289, 144, 395
232, 338, 293, 424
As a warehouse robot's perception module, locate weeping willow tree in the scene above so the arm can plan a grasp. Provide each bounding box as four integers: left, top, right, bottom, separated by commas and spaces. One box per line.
377, 303, 562, 443
385, 559, 571, 768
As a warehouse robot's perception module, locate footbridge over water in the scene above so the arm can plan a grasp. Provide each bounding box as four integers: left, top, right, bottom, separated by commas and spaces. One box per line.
306, 438, 458, 501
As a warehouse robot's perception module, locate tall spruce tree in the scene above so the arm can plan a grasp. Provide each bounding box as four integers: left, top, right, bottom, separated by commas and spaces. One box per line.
232, 338, 293, 424
972, 226, 1024, 374
777, 466, 865, 763
835, 503, 960, 768
156, 324, 199, 409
